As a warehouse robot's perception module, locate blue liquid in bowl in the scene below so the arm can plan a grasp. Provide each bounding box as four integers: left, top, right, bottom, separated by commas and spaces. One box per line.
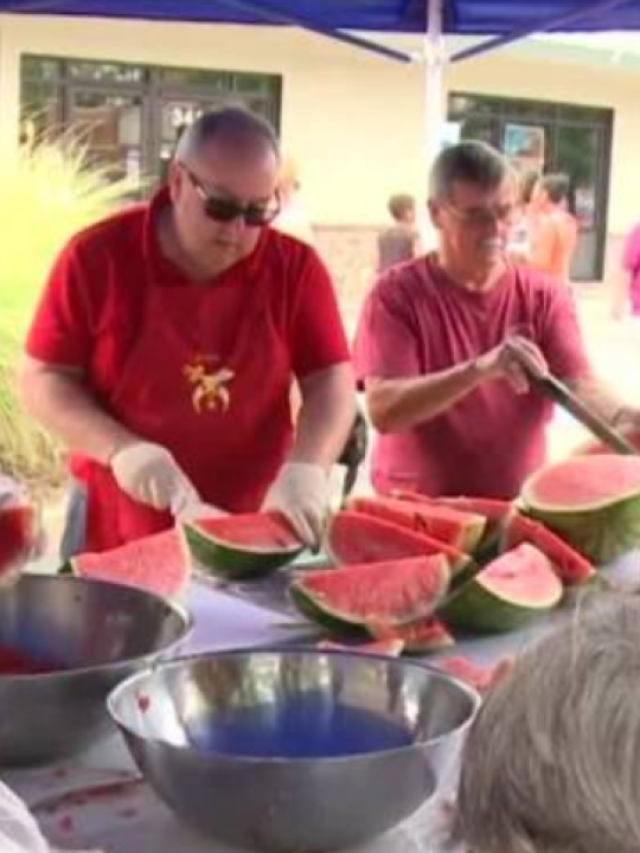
188, 694, 412, 759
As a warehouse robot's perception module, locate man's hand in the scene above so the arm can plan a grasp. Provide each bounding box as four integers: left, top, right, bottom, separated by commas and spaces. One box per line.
110, 442, 199, 512
262, 462, 329, 550
475, 335, 549, 395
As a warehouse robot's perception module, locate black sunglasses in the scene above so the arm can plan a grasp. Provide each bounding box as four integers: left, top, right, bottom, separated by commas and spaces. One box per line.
182, 165, 280, 226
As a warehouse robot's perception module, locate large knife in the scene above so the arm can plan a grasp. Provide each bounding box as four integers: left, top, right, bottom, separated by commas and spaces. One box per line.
530, 372, 637, 455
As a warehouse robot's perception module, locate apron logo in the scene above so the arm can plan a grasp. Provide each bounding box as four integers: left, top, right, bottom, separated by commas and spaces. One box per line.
183, 357, 235, 414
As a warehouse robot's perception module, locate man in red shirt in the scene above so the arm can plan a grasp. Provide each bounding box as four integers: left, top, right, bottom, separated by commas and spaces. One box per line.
354, 141, 639, 499
20, 107, 355, 553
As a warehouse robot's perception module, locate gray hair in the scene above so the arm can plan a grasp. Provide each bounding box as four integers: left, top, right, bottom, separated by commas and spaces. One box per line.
174, 105, 279, 164
429, 140, 512, 201
455, 593, 640, 853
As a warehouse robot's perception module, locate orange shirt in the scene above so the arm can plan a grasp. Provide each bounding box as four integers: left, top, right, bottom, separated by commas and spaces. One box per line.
528, 208, 578, 282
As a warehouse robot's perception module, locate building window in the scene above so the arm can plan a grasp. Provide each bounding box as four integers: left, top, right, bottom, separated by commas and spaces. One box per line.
448, 92, 613, 281
20, 55, 282, 192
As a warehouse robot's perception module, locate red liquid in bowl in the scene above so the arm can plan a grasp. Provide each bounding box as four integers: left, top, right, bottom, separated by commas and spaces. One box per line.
0, 645, 62, 675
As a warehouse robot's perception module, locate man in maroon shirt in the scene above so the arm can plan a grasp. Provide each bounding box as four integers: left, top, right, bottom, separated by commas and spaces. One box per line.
354, 141, 639, 499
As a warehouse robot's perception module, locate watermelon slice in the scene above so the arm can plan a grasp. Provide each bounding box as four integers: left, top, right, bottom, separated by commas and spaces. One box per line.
437, 656, 513, 693
325, 510, 470, 573
348, 495, 486, 552
69, 529, 190, 599
182, 511, 305, 580
367, 615, 454, 654
317, 639, 405, 657
290, 555, 450, 636
501, 511, 594, 585
521, 455, 640, 564
440, 543, 563, 633
0, 477, 36, 579
573, 428, 640, 457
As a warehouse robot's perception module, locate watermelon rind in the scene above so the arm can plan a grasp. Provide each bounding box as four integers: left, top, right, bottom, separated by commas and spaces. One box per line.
289, 556, 450, 634
182, 516, 305, 581
439, 545, 563, 633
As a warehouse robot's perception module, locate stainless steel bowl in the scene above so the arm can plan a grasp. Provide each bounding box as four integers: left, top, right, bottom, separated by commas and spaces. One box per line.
108, 649, 479, 852
0, 574, 190, 766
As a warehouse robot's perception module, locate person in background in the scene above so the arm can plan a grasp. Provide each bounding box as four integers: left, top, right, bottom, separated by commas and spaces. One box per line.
377, 193, 421, 272
353, 141, 640, 500
455, 594, 640, 853
507, 168, 538, 262
19, 107, 355, 554
528, 172, 578, 283
271, 154, 315, 245
613, 218, 640, 321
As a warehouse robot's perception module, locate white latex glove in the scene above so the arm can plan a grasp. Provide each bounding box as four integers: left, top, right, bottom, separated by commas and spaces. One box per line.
262, 462, 329, 549
110, 441, 199, 512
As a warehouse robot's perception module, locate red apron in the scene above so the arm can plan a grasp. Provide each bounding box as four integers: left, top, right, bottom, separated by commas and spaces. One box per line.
75, 248, 293, 552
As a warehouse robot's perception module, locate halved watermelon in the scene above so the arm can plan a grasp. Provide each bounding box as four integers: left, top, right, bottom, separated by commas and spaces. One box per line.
182, 511, 305, 580
290, 555, 450, 636
325, 510, 470, 573
501, 511, 594, 585
521, 455, 640, 563
440, 543, 563, 633
367, 615, 454, 654
317, 639, 405, 657
348, 495, 486, 552
69, 529, 190, 599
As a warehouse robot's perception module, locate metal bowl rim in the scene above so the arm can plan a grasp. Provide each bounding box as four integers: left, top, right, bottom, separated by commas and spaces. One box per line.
0, 574, 193, 681
107, 646, 480, 765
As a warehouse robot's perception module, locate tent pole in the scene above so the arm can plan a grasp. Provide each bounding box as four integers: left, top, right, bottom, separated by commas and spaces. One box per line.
424, 0, 445, 181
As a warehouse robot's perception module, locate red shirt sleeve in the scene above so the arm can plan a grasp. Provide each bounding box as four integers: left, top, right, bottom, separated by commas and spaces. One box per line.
288, 246, 350, 378
25, 237, 96, 369
539, 284, 592, 382
353, 272, 422, 382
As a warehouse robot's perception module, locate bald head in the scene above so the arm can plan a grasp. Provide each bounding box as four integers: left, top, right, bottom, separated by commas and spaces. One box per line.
174, 106, 280, 166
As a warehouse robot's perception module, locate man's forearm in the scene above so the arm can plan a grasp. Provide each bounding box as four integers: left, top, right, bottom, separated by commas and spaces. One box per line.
569, 375, 626, 425
290, 365, 356, 470
19, 360, 137, 465
365, 359, 484, 433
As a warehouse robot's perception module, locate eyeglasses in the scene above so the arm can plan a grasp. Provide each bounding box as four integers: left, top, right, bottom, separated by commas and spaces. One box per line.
444, 202, 516, 228
182, 165, 280, 226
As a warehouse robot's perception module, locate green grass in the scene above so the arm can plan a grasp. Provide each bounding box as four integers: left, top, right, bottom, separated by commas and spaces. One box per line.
0, 136, 138, 489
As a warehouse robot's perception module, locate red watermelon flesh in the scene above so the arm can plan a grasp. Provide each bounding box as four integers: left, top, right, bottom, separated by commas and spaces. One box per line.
367, 615, 454, 653
291, 555, 450, 628
392, 490, 512, 524
523, 455, 640, 512
502, 512, 594, 585
192, 512, 302, 551
437, 656, 513, 693
317, 639, 405, 657
71, 529, 190, 599
326, 510, 469, 572
573, 428, 640, 456
348, 495, 486, 552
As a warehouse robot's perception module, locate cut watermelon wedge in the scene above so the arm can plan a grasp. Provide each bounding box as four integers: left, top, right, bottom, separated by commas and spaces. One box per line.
68, 529, 190, 599
437, 656, 513, 693
290, 555, 450, 636
440, 543, 563, 633
501, 511, 594, 585
325, 510, 470, 573
348, 495, 486, 552
367, 615, 454, 654
0, 477, 36, 578
182, 511, 305, 580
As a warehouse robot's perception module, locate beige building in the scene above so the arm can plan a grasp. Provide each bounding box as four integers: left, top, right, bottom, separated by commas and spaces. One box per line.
2, 13, 639, 295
